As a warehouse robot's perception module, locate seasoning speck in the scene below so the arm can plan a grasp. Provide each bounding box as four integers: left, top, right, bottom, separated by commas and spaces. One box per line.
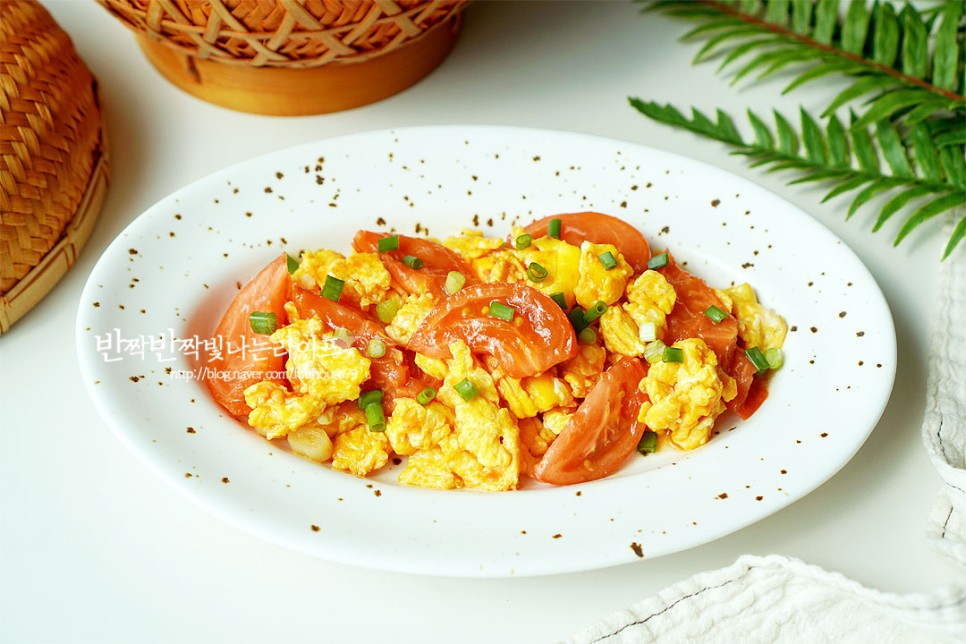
630, 542, 644, 558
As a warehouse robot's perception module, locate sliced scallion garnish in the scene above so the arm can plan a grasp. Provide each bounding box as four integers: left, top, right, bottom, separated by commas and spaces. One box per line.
444, 271, 465, 294
249, 311, 278, 335
367, 338, 386, 358
364, 403, 386, 432
488, 301, 516, 322
322, 274, 345, 302
704, 305, 727, 324
598, 251, 618, 270
583, 301, 607, 325
527, 262, 549, 282
402, 255, 423, 269
375, 297, 399, 323
647, 252, 669, 270
357, 389, 384, 410
332, 327, 353, 348
416, 387, 437, 406
764, 347, 784, 370
454, 378, 478, 401
548, 218, 562, 239
549, 292, 567, 309
662, 346, 685, 363
578, 327, 597, 345
568, 306, 588, 332
377, 235, 399, 253
286, 253, 299, 274
644, 340, 666, 364
637, 431, 658, 455
745, 346, 771, 375
638, 321, 657, 342
515, 233, 533, 250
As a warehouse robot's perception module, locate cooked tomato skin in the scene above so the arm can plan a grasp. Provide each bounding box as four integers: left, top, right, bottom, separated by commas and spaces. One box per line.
533, 357, 647, 485
407, 282, 577, 379
202, 255, 290, 418
352, 230, 474, 296
521, 212, 651, 273
727, 352, 769, 419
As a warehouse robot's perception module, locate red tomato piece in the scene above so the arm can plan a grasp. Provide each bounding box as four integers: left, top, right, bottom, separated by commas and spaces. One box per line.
533, 357, 647, 485
202, 255, 290, 418
407, 282, 577, 379
521, 212, 651, 273
726, 352, 770, 420
659, 260, 739, 370
290, 285, 383, 345
353, 231, 474, 297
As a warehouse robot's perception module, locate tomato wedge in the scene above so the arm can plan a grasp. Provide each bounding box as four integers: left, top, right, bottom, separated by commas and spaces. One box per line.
290, 285, 384, 345
521, 212, 651, 273
726, 352, 769, 420
202, 255, 290, 418
533, 357, 647, 485
407, 282, 577, 379
353, 231, 474, 297
659, 260, 739, 370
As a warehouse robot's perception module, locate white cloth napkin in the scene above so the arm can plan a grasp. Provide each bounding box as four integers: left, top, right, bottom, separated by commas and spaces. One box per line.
572, 218, 966, 643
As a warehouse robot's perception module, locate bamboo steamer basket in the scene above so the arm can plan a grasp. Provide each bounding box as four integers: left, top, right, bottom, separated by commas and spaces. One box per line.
95, 0, 469, 115
0, 0, 110, 334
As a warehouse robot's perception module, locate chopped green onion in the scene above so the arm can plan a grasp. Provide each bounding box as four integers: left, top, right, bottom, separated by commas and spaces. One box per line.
364, 403, 386, 432
527, 262, 549, 282
644, 340, 666, 364
548, 218, 562, 239
488, 301, 516, 321
549, 292, 568, 309
515, 233, 533, 250
286, 253, 299, 274
583, 301, 608, 325
444, 271, 465, 294
377, 235, 399, 253
333, 327, 354, 348
416, 387, 437, 406
375, 297, 400, 323
647, 252, 669, 270
745, 346, 770, 375
578, 327, 597, 345
764, 347, 784, 370
637, 431, 658, 455
402, 255, 423, 269
454, 378, 478, 401
638, 321, 657, 342
367, 338, 386, 358
704, 305, 728, 324
568, 306, 588, 332
598, 251, 618, 270
322, 274, 345, 302
662, 346, 684, 363
249, 311, 278, 335
357, 389, 385, 410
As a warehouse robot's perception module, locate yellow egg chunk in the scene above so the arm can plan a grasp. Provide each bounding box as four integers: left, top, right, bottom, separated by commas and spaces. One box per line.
599, 306, 648, 358
331, 427, 391, 477
496, 375, 539, 419
293, 250, 391, 308
523, 373, 575, 412
638, 338, 731, 451
559, 343, 606, 398
385, 292, 437, 346
435, 341, 500, 409
471, 249, 528, 284
519, 417, 558, 459
443, 229, 507, 260
398, 441, 462, 489
514, 236, 582, 306
721, 283, 788, 351
414, 353, 448, 381
243, 380, 326, 440
385, 398, 453, 456
624, 270, 677, 340
270, 318, 370, 406
574, 241, 634, 309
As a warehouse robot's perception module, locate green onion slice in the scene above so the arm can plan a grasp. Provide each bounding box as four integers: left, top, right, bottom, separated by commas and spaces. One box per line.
598, 251, 618, 270
249, 311, 278, 335
644, 340, 666, 364
578, 327, 597, 345
662, 346, 684, 363
286, 253, 299, 274
357, 389, 385, 410
568, 306, 588, 332
515, 233, 533, 250
375, 298, 400, 323
322, 274, 345, 302
403, 255, 423, 269
548, 218, 562, 239
764, 347, 784, 370
445, 271, 465, 294
364, 403, 386, 432
549, 292, 568, 309
704, 305, 728, 324
638, 321, 657, 342
332, 327, 354, 348
377, 235, 399, 253
488, 301, 516, 322
637, 431, 658, 455
647, 252, 669, 270
583, 301, 608, 325
454, 378, 479, 402
416, 387, 437, 406
527, 262, 549, 282
367, 338, 386, 359
745, 346, 770, 375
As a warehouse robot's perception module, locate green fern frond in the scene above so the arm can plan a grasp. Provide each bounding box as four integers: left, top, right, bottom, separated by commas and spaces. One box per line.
644, 0, 966, 121
629, 98, 966, 258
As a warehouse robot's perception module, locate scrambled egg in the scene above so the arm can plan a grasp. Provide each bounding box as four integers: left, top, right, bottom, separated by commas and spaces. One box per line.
638, 338, 737, 451
444, 229, 506, 260
435, 341, 500, 408
495, 371, 575, 419
385, 398, 453, 455
385, 293, 437, 345
471, 250, 528, 284
599, 306, 648, 358
513, 234, 582, 307
625, 270, 677, 339
293, 250, 391, 308
559, 343, 606, 398
574, 241, 634, 308
720, 283, 787, 351
331, 427, 391, 477
244, 380, 326, 440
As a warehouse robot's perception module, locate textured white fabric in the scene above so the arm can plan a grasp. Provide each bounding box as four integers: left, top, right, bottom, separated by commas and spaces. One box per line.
572, 217, 966, 642
569, 555, 966, 644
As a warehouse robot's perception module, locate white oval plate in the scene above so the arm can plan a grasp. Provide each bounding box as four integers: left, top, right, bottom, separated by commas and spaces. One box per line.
77, 126, 895, 577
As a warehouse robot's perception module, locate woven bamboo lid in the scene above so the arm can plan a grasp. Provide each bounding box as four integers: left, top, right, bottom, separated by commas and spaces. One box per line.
95, 0, 468, 115
0, 0, 110, 334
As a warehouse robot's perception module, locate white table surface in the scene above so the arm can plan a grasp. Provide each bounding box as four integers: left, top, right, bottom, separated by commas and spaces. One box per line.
2, 1, 960, 642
